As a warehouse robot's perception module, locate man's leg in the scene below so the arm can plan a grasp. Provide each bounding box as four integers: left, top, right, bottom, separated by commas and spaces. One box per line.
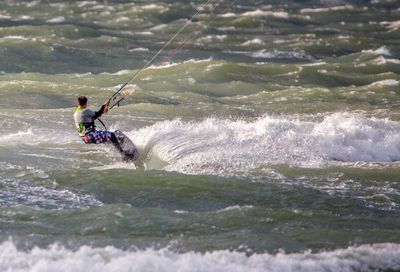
84, 130, 124, 155
95, 130, 124, 154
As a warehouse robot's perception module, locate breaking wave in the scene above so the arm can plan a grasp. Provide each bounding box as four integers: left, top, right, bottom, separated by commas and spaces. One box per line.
1, 241, 399, 272
130, 113, 400, 174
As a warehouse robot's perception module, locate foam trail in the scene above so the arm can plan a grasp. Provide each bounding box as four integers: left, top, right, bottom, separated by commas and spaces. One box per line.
1, 241, 399, 272
129, 113, 400, 175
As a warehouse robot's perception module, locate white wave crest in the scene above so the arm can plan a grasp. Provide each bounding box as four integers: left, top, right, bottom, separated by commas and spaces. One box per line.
0, 35, 29, 41
242, 10, 289, 19
0, 171, 102, 209
0, 129, 35, 144
241, 38, 264, 46
146, 58, 212, 70
0, 128, 77, 146
1, 241, 400, 272
46, 16, 66, 24
372, 56, 400, 65
380, 20, 400, 31
300, 5, 354, 13
128, 47, 149, 52
369, 79, 399, 87
0, 14, 11, 19
141, 4, 165, 10
129, 113, 400, 175
362, 46, 391, 56
228, 50, 315, 61
219, 12, 236, 18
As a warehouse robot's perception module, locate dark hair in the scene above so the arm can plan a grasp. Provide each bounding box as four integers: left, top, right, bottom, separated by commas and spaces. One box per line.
77, 96, 88, 106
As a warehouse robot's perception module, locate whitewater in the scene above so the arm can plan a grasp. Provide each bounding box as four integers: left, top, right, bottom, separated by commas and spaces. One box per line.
0, 0, 400, 271
1, 241, 400, 272
130, 113, 400, 174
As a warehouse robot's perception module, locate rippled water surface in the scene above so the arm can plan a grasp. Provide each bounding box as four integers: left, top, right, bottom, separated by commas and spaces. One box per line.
1, 0, 400, 271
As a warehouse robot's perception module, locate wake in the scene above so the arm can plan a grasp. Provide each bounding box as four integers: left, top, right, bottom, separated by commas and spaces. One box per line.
128, 112, 400, 175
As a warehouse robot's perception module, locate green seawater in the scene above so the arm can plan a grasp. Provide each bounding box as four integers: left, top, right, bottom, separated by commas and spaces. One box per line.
0, 0, 400, 271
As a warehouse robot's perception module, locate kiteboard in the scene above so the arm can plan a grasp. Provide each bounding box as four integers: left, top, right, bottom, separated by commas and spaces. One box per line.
114, 130, 139, 162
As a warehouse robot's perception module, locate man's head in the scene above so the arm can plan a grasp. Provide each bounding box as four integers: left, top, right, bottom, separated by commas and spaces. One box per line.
77, 96, 88, 108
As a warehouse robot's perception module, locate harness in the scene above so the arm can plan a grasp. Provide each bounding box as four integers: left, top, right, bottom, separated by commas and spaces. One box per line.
75, 107, 96, 137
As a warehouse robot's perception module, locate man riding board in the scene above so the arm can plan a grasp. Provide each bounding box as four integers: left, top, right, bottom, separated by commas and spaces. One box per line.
73, 96, 123, 153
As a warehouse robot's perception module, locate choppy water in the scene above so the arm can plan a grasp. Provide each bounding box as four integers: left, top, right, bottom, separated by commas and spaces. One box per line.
1, 0, 400, 271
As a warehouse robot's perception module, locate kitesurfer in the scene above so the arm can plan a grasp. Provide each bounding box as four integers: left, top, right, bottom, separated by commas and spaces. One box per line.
73, 96, 123, 153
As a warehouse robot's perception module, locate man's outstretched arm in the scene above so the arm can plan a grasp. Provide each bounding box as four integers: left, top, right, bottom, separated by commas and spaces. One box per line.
93, 101, 110, 120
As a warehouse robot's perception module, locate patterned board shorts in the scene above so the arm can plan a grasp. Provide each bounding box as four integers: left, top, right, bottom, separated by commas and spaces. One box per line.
82, 130, 113, 144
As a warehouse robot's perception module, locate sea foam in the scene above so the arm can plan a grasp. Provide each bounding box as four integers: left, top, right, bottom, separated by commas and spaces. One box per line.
300, 5, 354, 13
362, 46, 391, 56
129, 113, 400, 175
228, 49, 315, 61
242, 10, 289, 19
0, 241, 399, 272
380, 20, 400, 31
46, 16, 66, 23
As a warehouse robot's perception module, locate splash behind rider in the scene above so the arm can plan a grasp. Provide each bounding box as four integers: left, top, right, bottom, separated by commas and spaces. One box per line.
73, 96, 122, 152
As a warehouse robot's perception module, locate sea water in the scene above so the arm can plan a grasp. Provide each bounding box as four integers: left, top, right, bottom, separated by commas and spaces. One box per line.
0, 0, 400, 271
